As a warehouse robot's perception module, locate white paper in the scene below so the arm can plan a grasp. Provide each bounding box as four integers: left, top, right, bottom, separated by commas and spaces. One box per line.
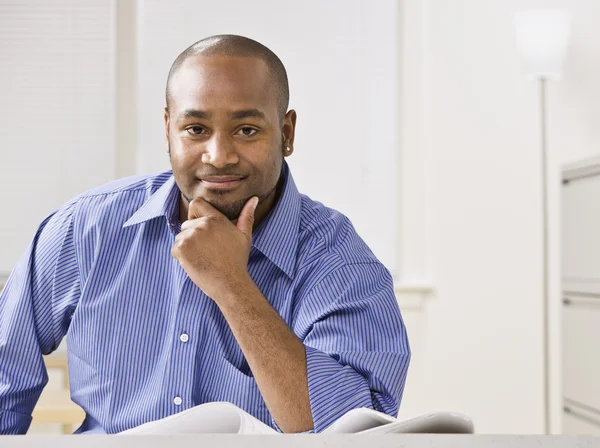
118, 402, 473, 435
322, 408, 396, 433
119, 402, 276, 435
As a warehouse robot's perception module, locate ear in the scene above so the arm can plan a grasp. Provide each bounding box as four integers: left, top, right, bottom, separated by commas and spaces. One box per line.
163, 107, 170, 153
282, 109, 297, 158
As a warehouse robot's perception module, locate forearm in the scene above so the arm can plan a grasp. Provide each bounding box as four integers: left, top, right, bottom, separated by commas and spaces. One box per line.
214, 274, 313, 433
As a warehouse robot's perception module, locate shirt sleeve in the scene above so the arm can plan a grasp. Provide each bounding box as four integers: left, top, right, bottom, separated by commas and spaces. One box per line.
0, 201, 81, 434
294, 262, 411, 433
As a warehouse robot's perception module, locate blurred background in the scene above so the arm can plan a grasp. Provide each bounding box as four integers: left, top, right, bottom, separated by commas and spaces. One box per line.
1, 0, 599, 436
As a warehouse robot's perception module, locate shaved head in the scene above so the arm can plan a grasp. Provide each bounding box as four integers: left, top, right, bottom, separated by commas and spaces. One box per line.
166, 35, 289, 121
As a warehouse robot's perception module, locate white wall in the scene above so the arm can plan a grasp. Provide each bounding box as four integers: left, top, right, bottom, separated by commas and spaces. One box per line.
397, 0, 600, 435
0, 0, 116, 273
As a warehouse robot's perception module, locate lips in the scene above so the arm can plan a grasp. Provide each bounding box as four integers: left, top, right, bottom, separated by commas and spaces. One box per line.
199, 176, 246, 191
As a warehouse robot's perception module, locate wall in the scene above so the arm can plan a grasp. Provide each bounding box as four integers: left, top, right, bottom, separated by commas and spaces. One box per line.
397, 0, 600, 434
0, 0, 116, 273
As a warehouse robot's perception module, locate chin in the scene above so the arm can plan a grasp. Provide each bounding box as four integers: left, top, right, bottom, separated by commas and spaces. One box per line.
205, 196, 248, 221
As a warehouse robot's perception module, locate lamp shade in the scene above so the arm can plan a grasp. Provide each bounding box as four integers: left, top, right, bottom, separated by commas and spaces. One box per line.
514, 9, 571, 80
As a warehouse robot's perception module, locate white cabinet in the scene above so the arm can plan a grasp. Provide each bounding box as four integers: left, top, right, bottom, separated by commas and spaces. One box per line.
562, 173, 600, 294
561, 157, 600, 434
563, 411, 600, 435
563, 299, 600, 411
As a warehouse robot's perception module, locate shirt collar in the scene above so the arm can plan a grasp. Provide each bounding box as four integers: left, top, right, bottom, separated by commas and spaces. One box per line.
122, 163, 301, 279
251, 162, 301, 280
122, 174, 180, 228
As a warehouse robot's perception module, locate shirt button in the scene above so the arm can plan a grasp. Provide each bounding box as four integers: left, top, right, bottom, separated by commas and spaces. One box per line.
180, 333, 189, 343
173, 396, 182, 406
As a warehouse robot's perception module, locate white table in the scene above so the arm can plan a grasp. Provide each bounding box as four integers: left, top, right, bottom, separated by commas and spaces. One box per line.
1, 435, 598, 448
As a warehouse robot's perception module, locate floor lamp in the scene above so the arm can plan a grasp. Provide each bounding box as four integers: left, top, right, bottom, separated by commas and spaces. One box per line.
514, 9, 571, 435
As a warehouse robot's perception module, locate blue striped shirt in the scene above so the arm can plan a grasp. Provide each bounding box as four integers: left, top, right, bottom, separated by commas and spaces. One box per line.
0, 163, 410, 434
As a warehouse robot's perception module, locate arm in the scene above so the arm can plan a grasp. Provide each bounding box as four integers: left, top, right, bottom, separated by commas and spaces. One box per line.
213, 275, 312, 433
296, 262, 411, 432
205, 262, 410, 434
0, 203, 80, 434
172, 197, 410, 433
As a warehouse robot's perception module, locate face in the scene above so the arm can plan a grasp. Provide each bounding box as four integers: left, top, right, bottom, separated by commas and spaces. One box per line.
165, 55, 296, 222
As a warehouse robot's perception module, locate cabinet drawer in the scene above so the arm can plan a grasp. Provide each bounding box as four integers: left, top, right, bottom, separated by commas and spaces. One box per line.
563, 412, 600, 435
562, 174, 600, 291
563, 296, 600, 411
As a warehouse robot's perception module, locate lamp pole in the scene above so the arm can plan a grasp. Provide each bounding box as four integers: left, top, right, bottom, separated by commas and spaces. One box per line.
539, 76, 550, 435
514, 9, 570, 433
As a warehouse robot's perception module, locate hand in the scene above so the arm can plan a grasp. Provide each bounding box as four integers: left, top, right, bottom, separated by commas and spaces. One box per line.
171, 196, 259, 301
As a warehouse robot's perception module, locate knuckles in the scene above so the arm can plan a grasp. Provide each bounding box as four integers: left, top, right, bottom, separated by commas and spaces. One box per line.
171, 219, 215, 259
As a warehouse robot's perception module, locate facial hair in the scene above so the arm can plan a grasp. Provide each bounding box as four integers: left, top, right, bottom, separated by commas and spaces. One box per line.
170, 141, 286, 221
182, 189, 275, 221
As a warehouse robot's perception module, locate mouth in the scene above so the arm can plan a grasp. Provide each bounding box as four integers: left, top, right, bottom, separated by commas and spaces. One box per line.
199, 175, 247, 191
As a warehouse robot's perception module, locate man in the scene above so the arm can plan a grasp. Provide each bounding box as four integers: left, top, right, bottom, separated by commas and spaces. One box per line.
0, 35, 410, 434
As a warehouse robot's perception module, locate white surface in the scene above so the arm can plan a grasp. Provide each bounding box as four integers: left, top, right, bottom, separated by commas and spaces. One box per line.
562, 174, 600, 292
0, 0, 116, 273
120, 401, 473, 436
514, 9, 571, 80
563, 298, 600, 413
563, 412, 600, 435
561, 161, 600, 428
135, 0, 399, 274
397, 0, 600, 435
119, 402, 275, 435
397, 0, 434, 287
540, 0, 600, 431
5, 435, 599, 448
397, 0, 544, 433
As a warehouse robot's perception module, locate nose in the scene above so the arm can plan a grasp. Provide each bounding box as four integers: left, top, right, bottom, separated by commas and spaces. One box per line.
201, 133, 239, 168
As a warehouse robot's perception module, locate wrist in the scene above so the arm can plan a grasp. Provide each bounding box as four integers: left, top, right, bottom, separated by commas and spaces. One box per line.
212, 270, 257, 309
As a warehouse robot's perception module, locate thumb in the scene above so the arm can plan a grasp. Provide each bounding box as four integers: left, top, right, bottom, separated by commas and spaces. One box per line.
237, 196, 259, 239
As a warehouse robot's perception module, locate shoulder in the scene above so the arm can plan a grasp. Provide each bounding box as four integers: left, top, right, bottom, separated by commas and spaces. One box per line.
78, 171, 171, 201
38, 171, 173, 243
71, 171, 171, 218
290, 194, 397, 333
297, 194, 381, 269
292, 193, 391, 302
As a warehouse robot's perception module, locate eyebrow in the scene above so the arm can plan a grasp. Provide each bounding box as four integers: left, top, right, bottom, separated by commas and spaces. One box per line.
179, 109, 211, 120
230, 109, 266, 120
178, 108, 266, 121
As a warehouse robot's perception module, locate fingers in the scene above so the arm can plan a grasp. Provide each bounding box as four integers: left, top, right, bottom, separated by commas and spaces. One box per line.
236, 196, 259, 239
187, 197, 220, 220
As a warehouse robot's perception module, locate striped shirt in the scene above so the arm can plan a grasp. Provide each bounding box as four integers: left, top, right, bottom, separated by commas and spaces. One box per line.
0, 162, 410, 434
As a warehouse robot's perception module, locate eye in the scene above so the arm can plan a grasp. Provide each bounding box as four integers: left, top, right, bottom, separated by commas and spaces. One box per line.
236, 127, 258, 137
186, 125, 207, 135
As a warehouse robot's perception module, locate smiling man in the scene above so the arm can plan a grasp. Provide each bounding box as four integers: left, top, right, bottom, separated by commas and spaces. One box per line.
0, 35, 410, 434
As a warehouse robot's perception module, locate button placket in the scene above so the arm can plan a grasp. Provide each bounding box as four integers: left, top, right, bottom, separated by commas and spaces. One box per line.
169, 277, 208, 410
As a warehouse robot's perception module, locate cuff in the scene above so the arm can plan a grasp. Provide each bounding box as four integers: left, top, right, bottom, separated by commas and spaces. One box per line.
304, 345, 373, 433
0, 409, 33, 434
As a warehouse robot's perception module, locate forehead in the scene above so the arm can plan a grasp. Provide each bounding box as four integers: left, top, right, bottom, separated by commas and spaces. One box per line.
169, 55, 278, 118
